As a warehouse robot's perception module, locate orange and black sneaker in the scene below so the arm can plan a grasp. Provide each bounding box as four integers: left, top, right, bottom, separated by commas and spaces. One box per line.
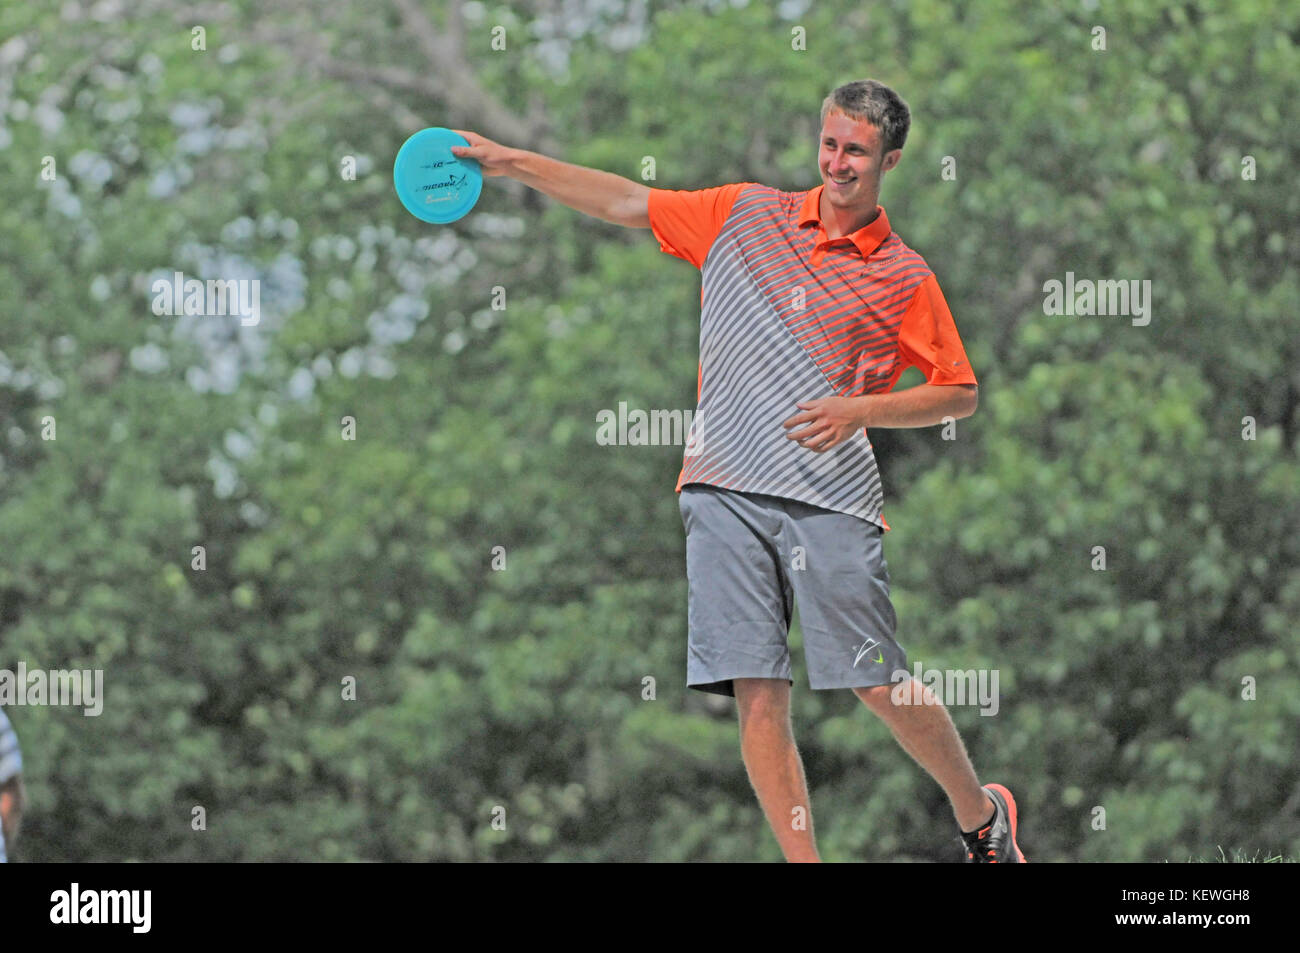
960, 783, 1027, 863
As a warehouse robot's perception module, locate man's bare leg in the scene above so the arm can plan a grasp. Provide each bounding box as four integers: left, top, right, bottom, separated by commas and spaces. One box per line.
734, 677, 821, 862
854, 678, 994, 832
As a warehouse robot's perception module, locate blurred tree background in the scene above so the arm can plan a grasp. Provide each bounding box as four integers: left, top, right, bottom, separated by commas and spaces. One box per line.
0, 0, 1296, 861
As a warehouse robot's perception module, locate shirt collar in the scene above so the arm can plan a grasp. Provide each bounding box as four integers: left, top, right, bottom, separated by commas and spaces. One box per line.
798, 185, 891, 260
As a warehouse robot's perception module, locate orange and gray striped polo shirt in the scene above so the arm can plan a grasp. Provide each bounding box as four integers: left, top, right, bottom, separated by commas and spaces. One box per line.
648, 182, 977, 531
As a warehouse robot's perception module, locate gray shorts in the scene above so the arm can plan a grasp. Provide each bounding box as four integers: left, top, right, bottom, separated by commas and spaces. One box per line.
678, 483, 906, 696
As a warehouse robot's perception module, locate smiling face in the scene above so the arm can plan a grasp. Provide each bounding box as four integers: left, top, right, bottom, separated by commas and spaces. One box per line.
818, 110, 901, 212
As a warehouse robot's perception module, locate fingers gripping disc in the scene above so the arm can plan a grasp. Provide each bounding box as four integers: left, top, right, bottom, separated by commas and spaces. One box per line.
393, 127, 483, 224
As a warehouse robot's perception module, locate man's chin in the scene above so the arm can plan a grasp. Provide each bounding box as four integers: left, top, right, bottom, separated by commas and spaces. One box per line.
825, 185, 865, 205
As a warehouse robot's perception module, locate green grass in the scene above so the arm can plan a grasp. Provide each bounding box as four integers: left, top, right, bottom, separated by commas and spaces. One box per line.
1167, 847, 1297, 863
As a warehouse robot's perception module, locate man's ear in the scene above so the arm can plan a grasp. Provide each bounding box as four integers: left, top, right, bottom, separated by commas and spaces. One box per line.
881, 148, 902, 173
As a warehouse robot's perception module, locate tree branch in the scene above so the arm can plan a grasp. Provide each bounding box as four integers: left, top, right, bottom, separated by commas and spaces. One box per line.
389, 0, 556, 152
253, 3, 557, 155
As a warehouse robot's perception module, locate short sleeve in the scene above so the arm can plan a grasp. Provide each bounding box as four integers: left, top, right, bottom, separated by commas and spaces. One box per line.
647, 182, 754, 269
896, 274, 978, 386
0, 710, 20, 783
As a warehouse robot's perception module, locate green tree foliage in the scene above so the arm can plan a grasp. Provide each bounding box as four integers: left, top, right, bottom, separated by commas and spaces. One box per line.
0, 0, 1295, 861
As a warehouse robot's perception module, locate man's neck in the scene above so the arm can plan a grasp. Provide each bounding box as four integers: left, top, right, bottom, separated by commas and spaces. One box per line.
820, 190, 880, 240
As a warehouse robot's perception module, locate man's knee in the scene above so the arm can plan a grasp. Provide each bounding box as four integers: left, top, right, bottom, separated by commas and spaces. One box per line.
734, 678, 791, 727
855, 677, 931, 712
854, 683, 895, 713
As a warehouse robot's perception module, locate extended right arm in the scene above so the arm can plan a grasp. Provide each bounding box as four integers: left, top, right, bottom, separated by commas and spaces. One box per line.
450, 130, 651, 229
0, 775, 23, 848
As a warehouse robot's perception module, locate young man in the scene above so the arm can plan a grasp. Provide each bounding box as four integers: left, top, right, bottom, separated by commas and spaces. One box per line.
451, 78, 1026, 863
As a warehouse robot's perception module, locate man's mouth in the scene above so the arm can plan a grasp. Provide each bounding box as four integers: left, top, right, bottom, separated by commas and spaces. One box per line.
829, 174, 856, 187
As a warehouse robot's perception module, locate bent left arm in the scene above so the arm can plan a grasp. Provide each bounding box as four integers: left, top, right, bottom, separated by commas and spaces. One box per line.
783, 383, 977, 453
858, 382, 977, 428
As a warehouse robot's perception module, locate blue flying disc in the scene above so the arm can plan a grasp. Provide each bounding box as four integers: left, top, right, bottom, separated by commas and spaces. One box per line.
393, 127, 482, 224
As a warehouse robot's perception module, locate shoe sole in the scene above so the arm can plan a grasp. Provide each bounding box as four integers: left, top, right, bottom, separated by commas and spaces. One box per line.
985, 783, 1027, 863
